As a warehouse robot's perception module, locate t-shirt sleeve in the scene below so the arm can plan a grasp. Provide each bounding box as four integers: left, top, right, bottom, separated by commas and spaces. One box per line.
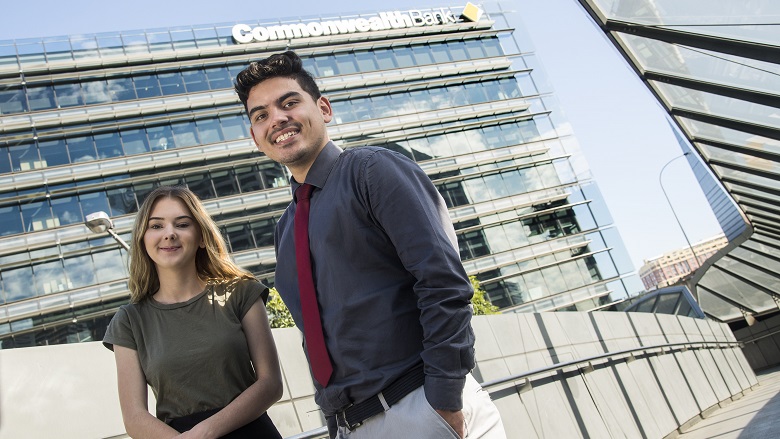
230, 279, 268, 321
102, 306, 137, 351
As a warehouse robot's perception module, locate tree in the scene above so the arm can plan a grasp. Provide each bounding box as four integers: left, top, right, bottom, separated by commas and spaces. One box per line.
470, 275, 499, 315
266, 276, 498, 328
266, 287, 295, 328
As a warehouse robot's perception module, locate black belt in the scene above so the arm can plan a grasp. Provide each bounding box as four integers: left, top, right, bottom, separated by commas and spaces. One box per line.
335, 363, 425, 431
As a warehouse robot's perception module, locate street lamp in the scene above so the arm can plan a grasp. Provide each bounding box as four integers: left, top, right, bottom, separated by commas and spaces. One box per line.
659, 152, 701, 267
84, 211, 131, 251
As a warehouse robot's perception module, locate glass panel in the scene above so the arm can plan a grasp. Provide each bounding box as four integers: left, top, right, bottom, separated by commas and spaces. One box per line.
186, 173, 215, 200
10, 142, 40, 171
171, 121, 199, 148
170, 29, 196, 50
83, 80, 111, 105
64, 254, 97, 289
16, 40, 45, 65
106, 77, 137, 101
220, 115, 248, 140
182, 69, 209, 93
0, 146, 11, 174
158, 72, 185, 95
235, 165, 263, 192
107, 188, 137, 216
447, 41, 467, 61
54, 83, 84, 108
38, 139, 69, 167
147, 31, 173, 52
0, 87, 27, 114
211, 170, 239, 197
374, 50, 397, 70
94, 132, 123, 159
67, 135, 97, 163
121, 129, 150, 155
121, 32, 149, 54
134, 74, 161, 99
94, 249, 127, 283
3, 265, 35, 302
21, 200, 52, 232
147, 125, 174, 151
51, 196, 82, 226
393, 47, 414, 68
0, 205, 23, 236
334, 53, 358, 74
355, 51, 378, 72
80, 191, 110, 218
411, 45, 433, 65
205, 66, 232, 89
196, 118, 223, 144
251, 218, 276, 248
33, 259, 69, 295
27, 85, 56, 111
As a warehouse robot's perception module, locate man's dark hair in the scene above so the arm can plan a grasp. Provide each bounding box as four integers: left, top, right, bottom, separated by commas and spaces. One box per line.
234, 51, 321, 112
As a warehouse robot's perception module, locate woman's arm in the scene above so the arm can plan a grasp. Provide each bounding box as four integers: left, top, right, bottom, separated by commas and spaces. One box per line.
114, 345, 180, 438
182, 299, 284, 439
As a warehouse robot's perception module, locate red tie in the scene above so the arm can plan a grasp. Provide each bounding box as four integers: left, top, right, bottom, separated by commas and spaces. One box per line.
294, 183, 333, 387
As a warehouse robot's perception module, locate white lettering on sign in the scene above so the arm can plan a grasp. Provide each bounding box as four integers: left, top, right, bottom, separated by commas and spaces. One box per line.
232, 7, 472, 44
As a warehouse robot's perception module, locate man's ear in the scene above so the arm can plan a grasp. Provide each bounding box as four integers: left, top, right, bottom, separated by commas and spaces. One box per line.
318, 96, 334, 123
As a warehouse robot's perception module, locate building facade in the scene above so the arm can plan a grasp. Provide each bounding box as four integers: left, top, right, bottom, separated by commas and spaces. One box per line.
0, 3, 638, 348
639, 234, 727, 290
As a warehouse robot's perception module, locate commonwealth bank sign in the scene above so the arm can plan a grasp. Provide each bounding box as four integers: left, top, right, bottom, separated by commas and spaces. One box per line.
232, 3, 485, 44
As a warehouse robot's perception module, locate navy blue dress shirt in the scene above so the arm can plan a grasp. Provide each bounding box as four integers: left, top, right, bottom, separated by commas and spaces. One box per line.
273, 141, 475, 415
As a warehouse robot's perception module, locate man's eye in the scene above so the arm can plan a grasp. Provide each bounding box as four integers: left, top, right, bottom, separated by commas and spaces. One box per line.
255, 114, 266, 122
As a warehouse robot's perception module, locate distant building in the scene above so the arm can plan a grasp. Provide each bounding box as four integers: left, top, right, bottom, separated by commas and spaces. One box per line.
639, 234, 728, 290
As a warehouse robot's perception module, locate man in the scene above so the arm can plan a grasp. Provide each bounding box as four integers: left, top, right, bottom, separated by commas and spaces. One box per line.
235, 51, 505, 438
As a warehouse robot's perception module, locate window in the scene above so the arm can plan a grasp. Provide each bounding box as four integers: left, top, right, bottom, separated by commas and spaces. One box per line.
2, 265, 35, 303
54, 83, 84, 108
0, 87, 27, 114
220, 115, 248, 140
171, 121, 199, 148
134, 75, 161, 99
21, 200, 53, 232
38, 139, 69, 167
121, 129, 150, 155
67, 136, 97, 163
50, 196, 82, 226
196, 119, 223, 144
94, 132, 123, 159
147, 125, 174, 151
9, 142, 39, 171
158, 72, 185, 95
83, 80, 111, 105
205, 67, 232, 89
0, 205, 23, 236
27, 85, 56, 111
182, 69, 209, 93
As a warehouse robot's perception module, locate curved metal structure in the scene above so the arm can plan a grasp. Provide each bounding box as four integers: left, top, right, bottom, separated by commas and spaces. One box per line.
577, 0, 780, 324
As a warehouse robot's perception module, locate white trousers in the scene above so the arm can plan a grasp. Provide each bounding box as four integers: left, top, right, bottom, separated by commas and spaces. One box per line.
335, 374, 506, 439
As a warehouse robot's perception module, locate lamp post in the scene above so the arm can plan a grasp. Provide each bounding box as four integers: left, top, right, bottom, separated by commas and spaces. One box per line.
84, 211, 131, 251
659, 152, 702, 267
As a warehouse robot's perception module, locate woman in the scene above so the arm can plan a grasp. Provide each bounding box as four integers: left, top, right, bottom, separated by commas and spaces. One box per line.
103, 186, 283, 438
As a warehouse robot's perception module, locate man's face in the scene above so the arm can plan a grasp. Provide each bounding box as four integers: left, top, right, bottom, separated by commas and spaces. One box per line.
246, 77, 333, 178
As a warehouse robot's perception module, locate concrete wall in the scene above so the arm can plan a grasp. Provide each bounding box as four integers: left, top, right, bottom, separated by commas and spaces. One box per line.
0, 312, 756, 438
733, 312, 780, 371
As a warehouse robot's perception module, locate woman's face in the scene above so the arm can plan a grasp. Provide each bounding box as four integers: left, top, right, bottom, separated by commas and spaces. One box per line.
143, 197, 204, 272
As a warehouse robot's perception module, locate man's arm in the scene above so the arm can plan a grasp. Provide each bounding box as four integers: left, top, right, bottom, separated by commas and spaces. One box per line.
362, 149, 476, 414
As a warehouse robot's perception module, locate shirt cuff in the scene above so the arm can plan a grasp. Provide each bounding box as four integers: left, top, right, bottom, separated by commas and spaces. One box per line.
423, 375, 466, 411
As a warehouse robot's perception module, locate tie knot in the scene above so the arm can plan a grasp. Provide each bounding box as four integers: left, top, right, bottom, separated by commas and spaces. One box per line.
296, 183, 314, 202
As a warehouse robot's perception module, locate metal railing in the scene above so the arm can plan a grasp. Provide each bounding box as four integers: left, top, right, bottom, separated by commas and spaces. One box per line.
284, 340, 741, 439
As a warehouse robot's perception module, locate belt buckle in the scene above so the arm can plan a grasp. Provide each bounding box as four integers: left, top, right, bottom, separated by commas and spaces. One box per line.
338, 404, 362, 431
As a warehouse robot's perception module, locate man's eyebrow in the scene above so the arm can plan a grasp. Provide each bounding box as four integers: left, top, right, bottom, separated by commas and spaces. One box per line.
247, 91, 303, 119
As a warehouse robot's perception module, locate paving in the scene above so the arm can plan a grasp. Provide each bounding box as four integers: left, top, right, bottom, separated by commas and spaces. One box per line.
677, 365, 780, 439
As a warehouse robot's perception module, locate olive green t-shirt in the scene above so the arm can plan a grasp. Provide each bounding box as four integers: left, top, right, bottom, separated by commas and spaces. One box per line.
103, 278, 267, 423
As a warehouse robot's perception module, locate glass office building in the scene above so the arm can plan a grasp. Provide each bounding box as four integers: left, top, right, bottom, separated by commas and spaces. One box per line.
0, 3, 638, 347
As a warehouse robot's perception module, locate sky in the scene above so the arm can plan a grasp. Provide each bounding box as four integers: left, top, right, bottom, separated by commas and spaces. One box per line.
0, 0, 723, 270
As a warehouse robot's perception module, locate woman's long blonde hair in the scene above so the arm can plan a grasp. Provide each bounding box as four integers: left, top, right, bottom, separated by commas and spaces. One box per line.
128, 186, 253, 303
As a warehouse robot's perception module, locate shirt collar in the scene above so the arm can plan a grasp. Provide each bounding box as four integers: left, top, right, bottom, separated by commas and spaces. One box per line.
290, 141, 343, 194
